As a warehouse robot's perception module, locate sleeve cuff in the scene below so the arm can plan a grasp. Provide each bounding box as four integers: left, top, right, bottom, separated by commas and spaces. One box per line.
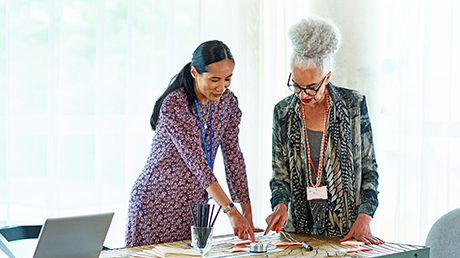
270, 196, 290, 210
358, 189, 379, 218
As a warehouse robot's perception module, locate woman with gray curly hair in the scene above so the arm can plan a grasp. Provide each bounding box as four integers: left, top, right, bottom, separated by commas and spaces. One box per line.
264, 16, 384, 245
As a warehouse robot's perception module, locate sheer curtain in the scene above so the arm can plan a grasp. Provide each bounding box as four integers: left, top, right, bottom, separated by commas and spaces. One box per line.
377, 0, 460, 245
0, 0, 308, 247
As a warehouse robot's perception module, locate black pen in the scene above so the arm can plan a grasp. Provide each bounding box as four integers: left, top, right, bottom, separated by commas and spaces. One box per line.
302, 241, 313, 251
197, 204, 202, 227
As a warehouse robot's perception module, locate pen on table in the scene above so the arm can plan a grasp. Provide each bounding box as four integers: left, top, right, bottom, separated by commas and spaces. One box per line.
302, 241, 313, 251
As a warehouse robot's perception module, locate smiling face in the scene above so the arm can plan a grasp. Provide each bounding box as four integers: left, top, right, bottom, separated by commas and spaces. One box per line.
291, 65, 331, 108
191, 59, 234, 104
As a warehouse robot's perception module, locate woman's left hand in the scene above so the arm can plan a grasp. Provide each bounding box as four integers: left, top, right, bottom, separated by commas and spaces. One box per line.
340, 213, 385, 245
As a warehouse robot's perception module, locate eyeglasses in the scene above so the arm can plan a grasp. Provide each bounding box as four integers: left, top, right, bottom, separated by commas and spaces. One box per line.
287, 72, 329, 97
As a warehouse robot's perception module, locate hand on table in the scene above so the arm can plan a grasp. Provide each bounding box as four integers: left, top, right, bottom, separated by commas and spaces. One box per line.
340, 213, 385, 245
263, 203, 288, 235
227, 208, 255, 241
204, 183, 257, 241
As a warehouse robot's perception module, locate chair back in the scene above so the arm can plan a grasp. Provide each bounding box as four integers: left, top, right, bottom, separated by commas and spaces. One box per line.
425, 207, 460, 258
0, 225, 42, 241
0, 225, 42, 258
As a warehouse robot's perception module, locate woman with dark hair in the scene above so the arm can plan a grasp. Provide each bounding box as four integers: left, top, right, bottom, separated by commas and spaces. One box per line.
125, 40, 256, 247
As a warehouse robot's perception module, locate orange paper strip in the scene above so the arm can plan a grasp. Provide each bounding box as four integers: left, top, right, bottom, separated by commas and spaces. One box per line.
270, 242, 302, 247
340, 240, 365, 246
356, 247, 373, 252
224, 247, 251, 253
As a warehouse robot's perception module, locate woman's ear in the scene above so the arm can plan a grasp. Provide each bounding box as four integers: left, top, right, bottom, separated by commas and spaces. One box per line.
190, 66, 198, 79
325, 71, 332, 85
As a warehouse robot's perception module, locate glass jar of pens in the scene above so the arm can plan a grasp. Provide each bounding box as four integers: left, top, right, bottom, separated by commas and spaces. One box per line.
190, 204, 220, 257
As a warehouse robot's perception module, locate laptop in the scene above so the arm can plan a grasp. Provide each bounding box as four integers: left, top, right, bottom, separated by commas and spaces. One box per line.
1, 212, 114, 258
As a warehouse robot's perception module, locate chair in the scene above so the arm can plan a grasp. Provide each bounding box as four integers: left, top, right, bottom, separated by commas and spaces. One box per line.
0, 225, 110, 258
0, 225, 42, 258
425, 207, 460, 258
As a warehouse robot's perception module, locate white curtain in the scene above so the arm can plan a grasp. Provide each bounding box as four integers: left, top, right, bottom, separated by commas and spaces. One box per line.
0, 0, 307, 247
1, 0, 458, 249
377, 0, 460, 245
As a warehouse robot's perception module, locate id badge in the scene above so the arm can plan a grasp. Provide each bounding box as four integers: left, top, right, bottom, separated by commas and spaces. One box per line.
306, 185, 328, 200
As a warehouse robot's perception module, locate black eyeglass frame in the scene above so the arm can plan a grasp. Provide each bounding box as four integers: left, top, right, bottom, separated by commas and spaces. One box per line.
287, 72, 330, 97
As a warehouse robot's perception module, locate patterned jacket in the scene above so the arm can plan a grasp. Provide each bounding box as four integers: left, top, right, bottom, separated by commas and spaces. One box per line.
269, 83, 379, 237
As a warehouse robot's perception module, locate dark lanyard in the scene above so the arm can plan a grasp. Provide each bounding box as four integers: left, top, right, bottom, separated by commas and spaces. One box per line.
194, 99, 213, 170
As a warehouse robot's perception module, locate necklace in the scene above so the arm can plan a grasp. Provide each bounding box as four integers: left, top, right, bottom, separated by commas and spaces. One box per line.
194, 99, 213, 170
299, 92, 328, 187
199, 102, 211, 129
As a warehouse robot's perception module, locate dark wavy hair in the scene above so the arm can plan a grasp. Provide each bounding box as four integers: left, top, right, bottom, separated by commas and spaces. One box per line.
150, 40, 235, 131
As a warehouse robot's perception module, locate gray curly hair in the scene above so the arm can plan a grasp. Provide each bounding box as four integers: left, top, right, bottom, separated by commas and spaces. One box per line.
288, 16, 341, 73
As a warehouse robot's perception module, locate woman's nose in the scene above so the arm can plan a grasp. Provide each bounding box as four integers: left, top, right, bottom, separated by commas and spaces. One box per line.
298, 90, 308, 99
217, 81, 226, 91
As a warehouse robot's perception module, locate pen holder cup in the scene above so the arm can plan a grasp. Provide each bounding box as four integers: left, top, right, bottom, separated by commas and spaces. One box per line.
191, 226, 214, 255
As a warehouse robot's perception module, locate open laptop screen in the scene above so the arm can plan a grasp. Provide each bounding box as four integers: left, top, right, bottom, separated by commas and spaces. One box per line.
32, 212, 114, 258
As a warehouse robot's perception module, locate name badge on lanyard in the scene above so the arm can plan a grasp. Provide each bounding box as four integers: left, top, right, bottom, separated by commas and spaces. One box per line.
306, 185, 328, 200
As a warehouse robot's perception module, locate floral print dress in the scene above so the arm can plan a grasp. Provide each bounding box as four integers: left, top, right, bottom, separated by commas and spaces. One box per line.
125, 88, 250, 247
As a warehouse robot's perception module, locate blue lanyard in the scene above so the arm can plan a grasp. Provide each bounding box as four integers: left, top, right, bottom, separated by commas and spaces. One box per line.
194, 99, 213, 170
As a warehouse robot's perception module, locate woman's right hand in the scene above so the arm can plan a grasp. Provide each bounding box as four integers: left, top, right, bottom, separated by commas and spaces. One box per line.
264, 203, 288, 235
226, 208, 255, 241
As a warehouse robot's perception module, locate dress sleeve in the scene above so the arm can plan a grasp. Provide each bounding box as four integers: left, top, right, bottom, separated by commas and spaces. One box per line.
220, 95, 250, 204
269, 105, 291, 210
159, 94, 217, 190
357, 96, 379, 217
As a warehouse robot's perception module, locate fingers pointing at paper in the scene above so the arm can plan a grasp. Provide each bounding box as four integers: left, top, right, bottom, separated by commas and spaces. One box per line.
264, 203, 288, 235
227, 207, 255, 241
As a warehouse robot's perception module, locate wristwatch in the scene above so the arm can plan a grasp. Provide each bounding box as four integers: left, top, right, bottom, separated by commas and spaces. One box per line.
223, 202, 235, 213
